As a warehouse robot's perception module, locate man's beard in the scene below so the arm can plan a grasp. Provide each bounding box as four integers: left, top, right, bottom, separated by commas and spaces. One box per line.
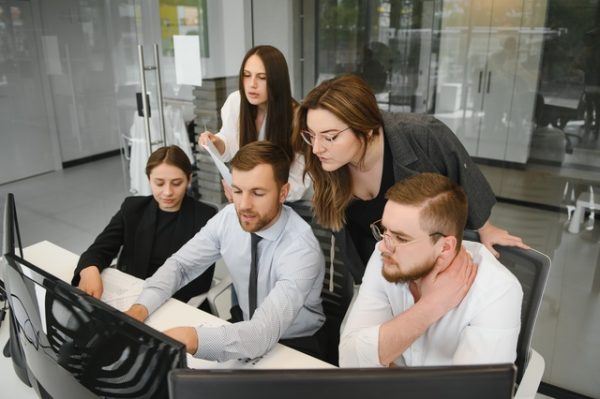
237, 210, 272, 233
381, 252, 435, 283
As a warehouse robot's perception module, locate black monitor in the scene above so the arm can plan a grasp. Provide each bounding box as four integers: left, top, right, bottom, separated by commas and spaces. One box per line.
169, 365, 516, 399
1, 193, 187, 398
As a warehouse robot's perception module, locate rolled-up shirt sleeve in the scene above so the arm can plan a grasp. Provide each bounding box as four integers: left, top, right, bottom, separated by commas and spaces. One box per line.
339, 252, 392, 367
195, 234, 325, 361
453, 282, 522, 364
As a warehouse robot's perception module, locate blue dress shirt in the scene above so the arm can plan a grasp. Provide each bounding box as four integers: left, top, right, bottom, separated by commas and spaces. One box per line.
136, 204, 325, 361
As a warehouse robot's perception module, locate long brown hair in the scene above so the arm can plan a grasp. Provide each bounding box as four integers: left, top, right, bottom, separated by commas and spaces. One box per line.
145, 145, 192, 179
238, 45, 295, 160
292, 74, 383, 231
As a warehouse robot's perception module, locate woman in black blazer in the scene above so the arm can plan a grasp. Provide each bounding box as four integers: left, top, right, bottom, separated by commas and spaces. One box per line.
72, 145, 217, 303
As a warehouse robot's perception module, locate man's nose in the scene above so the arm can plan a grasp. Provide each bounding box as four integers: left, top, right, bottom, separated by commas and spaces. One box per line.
240, 192, 252, 209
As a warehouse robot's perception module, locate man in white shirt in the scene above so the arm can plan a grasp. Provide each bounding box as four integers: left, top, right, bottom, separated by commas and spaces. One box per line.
339, 173, 522, 367
126, 141, 325, 361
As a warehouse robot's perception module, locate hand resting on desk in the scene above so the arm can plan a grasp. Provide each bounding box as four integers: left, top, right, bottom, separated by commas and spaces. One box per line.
78, 265, 104, 299
125, 303, 149, 322
125, 304, 198, 354
163, 327, 199, 354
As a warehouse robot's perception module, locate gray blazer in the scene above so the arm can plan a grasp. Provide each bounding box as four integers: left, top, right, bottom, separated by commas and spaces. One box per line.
336, 112, 497, 283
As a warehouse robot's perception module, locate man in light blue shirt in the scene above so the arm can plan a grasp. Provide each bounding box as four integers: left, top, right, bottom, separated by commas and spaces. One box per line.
126, 142, 325, 361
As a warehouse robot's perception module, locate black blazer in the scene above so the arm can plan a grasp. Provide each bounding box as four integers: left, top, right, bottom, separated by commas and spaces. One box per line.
72, 195, 217, 302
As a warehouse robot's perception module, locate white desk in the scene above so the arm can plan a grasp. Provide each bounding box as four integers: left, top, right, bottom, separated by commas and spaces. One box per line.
22, 241, 334, 370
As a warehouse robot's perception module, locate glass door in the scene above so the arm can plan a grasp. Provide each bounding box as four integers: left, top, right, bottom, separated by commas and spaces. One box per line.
0, 0, 58, 184
434, 0, 493, 155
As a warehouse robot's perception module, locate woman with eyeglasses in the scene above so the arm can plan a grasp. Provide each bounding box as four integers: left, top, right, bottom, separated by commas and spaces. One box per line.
292, 74, 527, 283
198, 45, 311, 202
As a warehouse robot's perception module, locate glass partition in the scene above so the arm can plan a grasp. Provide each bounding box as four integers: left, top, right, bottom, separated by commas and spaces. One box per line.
309, 0, 600, 396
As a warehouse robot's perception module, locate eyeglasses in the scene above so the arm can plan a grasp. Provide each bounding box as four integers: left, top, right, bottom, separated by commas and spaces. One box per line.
370, 219, 446, 252
300, 126, 352, 147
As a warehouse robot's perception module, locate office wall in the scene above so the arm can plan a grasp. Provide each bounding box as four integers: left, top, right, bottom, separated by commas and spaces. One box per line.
0, 0, 62, 184
201, 0, 248, 79
252, 0, 297, 96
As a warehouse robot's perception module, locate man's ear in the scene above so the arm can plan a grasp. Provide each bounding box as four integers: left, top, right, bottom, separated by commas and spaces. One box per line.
436, 235, 458, 264
279, 182, 290, 203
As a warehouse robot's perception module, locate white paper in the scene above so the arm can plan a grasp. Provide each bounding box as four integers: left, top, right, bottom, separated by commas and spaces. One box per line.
202, 140, 233, 185
100, 268, 144, 311
173, 35, 203, 86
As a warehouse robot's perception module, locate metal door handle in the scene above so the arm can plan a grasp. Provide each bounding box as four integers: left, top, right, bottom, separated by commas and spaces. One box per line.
478, 71, 483, 93
487, 71, 492, 93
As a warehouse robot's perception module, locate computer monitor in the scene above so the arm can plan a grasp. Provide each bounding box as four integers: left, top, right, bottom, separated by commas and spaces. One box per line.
169, 365, 516, 399
1, 193, 187, 398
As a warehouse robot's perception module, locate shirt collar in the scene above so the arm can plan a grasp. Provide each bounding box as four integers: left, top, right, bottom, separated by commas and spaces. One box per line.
254, 205, 289, 242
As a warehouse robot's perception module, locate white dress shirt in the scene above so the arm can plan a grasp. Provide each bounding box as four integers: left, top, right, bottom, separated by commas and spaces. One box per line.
136, 204, 325, 362
215, 90, 313, 201
339, 241, 523, 367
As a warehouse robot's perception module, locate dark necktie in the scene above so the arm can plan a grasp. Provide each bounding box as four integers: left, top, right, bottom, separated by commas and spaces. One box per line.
248, 233, 263, 318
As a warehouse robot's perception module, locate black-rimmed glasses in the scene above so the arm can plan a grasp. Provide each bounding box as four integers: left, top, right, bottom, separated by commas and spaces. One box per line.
370, 219, 447, 252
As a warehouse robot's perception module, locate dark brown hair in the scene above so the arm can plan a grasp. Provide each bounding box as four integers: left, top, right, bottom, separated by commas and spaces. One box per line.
385, 173, 468, 251
238, 45, 295, 159
230, 141, 291, 188
145, 145, 192, 178
291, 74, 384, 230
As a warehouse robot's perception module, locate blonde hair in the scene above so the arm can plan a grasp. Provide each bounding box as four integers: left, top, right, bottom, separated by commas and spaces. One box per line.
292, 74, 383, 230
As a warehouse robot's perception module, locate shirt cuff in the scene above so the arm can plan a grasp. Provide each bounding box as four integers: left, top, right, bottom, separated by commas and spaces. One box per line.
136, 290, 166, 315
194, 325, 226, 360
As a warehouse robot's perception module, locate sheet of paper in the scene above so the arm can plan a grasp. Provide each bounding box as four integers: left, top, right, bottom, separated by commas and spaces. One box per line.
202, 140, 233, 185
100, 268, 144, 311
173, 35, 203, 86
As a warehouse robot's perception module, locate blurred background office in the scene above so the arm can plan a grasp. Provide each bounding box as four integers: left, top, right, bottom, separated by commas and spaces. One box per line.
0, 0, 599, 398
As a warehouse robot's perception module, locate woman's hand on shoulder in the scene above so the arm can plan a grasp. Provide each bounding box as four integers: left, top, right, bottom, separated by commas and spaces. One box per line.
478, 221, 530, 257
198, 131, 226, 155
78, 265, 104, 299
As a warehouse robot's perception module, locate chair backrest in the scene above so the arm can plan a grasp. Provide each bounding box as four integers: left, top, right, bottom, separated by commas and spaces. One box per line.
287, 201, 354, 365
463, 230, 550, 383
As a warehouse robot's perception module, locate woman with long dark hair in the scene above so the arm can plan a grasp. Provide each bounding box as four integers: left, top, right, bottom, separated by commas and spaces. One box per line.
199, 45, 311, 201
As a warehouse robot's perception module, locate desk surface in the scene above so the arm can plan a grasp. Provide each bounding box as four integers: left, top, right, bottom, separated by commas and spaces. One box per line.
23, 241, 334, 370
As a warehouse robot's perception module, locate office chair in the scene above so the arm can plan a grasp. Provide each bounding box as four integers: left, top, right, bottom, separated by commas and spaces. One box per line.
289, 201, 355, 365
464, 230, 550, 399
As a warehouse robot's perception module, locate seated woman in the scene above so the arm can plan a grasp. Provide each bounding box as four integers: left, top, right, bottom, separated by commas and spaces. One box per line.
72, 145, 217, 303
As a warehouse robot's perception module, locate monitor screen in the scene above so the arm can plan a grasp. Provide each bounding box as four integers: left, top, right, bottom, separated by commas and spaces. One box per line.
2, 194, 187, 399
169, 365, 516, 399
